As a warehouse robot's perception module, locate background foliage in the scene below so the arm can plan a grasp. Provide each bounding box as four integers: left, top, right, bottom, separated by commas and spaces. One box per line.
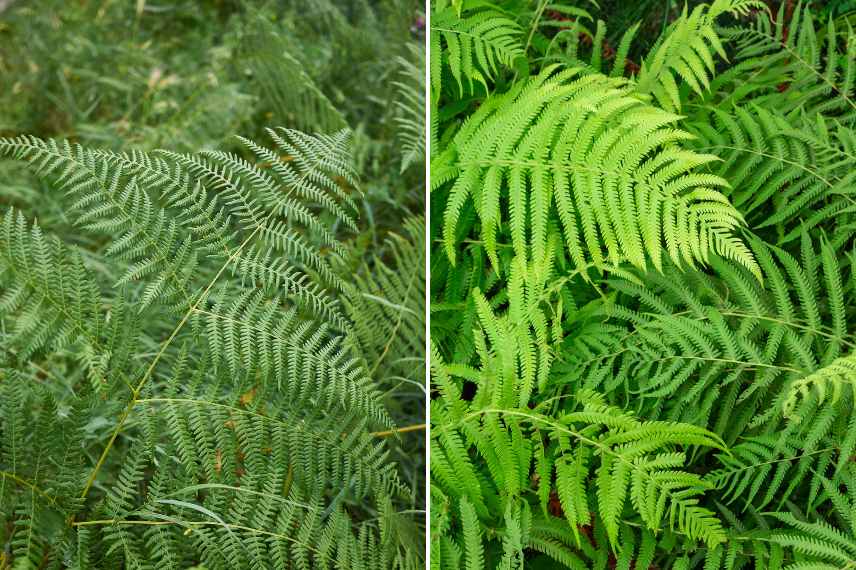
430, 0, 856, 568
0, 1, 425, 568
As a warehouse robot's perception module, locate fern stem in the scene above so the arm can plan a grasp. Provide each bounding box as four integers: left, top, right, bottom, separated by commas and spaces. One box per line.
734, 26, 856, 112
645, 354, 805, 374
717, 310, 856, 348
712, 446, 837, 481
369, 260, 419, 377
369, 423, 427, 437
0, 471, 57, 506
523, 0, 550, 58
697, 144, 850, 194
439, 407, 729, 543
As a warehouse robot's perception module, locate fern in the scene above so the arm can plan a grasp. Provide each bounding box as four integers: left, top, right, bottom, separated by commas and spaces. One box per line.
432, 1, 856, 568
395, 44, 428, 173
635, 0, 765, 111
239, 15, 347, 134
430, 2, 524, 99
431, 276, 730, 565
0, 129, 422, 569
718, 2, 856, 122
687, 104, 856, 244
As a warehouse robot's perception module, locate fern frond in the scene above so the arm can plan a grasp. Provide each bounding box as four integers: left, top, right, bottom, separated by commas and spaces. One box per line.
720, 2, 856, 122
636, 0, 765, 111
433, 66, 759, 279
395, 43, 427, 173
431, 4, 524, 98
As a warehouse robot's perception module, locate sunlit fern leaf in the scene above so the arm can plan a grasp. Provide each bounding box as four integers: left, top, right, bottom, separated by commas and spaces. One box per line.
431, 282, 729, 560
432, 65, 760, 280
783, 351, 856, 421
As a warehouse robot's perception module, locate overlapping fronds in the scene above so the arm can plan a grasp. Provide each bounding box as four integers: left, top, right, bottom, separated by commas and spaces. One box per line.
635, 0, 765, 111
720, 1, 856, 122
431, 1, 856, 567
688, 105, 856, 244
431, 275, 730, 563
0, 128, 418, 569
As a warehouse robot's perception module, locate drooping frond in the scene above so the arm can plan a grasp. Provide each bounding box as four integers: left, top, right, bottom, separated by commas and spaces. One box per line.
783, 351, 856, 420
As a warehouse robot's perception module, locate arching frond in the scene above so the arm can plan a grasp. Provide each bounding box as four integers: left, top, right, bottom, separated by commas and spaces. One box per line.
433, 66, 759, 279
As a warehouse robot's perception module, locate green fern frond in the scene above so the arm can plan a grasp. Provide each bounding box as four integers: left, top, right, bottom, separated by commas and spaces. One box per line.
636, 0, 764, 111
688, 104, 856, 243
431, 4, 524, 98
395, 43, 427, 173
721, 2, 856, 121
433, 65, 759, 279
0, 127, 417, 569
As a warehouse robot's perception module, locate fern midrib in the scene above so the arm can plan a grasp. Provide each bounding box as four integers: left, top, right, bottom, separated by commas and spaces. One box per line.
451, 158, 709, 196
712, 445, 837, 479
696, 143, 852, 196
0, 470, 58, 506
1, 258, 102, 352
70, 518, 330, 558
368, 258, 420, 377
78, 137, 345, 505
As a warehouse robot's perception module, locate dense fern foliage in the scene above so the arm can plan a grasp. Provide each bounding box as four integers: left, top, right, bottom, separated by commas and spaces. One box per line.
0, 1, 425, 568
430, 0, 856, 568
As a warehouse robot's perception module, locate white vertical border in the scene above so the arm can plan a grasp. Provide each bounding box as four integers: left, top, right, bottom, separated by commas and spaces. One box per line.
423, 0, 432, 566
